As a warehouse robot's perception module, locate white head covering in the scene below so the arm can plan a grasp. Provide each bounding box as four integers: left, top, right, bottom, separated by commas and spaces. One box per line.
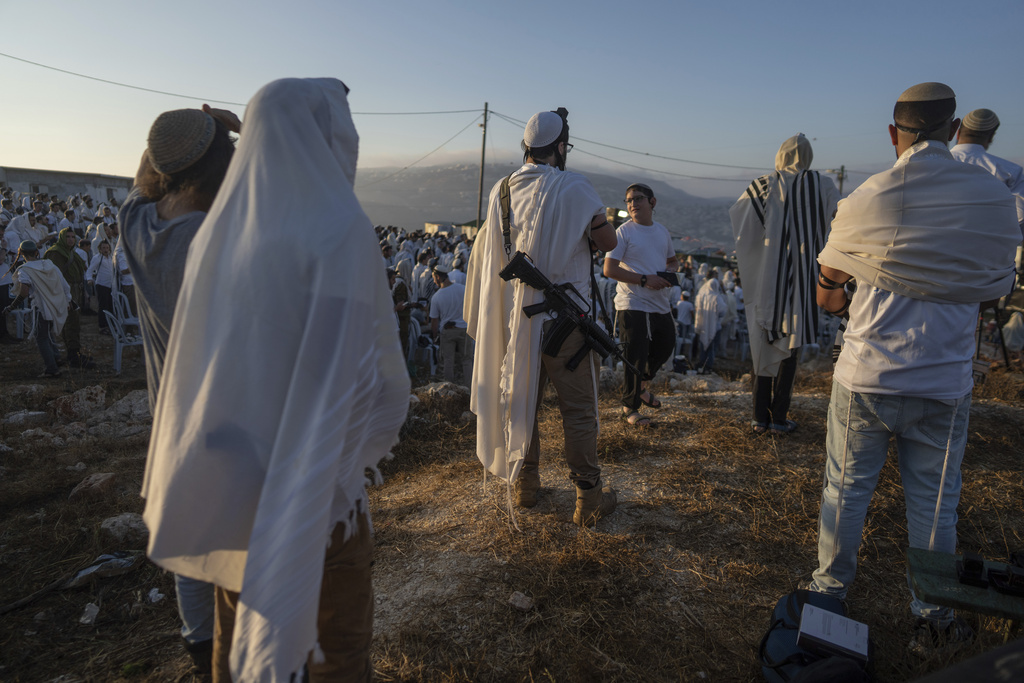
694, 277, 724, 350
142, 78, 409, 682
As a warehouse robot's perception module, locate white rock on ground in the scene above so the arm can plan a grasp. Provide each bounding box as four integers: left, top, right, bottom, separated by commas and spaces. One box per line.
100, 513, 149, 545
49, 385, 106, 422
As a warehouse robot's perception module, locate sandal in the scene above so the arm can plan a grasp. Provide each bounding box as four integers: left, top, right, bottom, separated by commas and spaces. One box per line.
639, 391, 662, 409
751, 421, 768, 435
622, 409, 652, 427
770, 419, 798, 435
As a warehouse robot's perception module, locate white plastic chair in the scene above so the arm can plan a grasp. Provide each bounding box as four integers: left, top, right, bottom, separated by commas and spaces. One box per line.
11, 307, 33, 339
103, 310, 143, 373
113, 290, 139, 327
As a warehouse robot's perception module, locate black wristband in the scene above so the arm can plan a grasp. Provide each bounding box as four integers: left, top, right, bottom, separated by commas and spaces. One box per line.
818, 272, 850, 290
640, 275, 647, 287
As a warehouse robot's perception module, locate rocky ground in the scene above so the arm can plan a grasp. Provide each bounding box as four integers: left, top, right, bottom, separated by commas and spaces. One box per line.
1, 320, 1022, 681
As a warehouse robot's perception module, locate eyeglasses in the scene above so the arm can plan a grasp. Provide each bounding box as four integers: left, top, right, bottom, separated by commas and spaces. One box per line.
564, 143, 573, 154
625, 196, 649, 204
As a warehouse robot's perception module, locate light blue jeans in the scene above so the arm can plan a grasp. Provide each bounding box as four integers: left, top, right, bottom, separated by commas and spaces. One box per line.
811, 381, 971, 625
175, 574, 216, 643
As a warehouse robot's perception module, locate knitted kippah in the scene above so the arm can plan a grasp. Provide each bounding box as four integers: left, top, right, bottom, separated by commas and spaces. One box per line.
19, 240, 38, 253
897, 82, 955, 103
962, 108, 1000, 133
524, 111, 564, 148
147, 109, 216, 174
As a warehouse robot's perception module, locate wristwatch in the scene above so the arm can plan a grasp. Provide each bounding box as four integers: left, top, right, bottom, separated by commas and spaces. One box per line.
639, 275, 647, 288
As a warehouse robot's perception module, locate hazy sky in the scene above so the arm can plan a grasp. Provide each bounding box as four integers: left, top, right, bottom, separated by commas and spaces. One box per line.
3, 0, 1022, 199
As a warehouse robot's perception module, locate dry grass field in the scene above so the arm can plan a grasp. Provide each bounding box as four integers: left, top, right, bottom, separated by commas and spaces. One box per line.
0, 320, 1021, 682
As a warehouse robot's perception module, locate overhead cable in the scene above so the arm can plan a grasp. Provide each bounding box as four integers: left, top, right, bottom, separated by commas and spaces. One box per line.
0, 50, 481, 115
355, 113, 483, 188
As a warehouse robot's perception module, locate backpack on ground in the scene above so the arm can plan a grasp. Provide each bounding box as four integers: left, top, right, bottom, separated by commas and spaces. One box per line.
758, 589, 870, 683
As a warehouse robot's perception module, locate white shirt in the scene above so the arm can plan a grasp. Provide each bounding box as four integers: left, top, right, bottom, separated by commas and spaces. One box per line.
676, 299, 694, 325
115, 245, 133, 286
448, 269, 466, 285
87, 252, 114, 288
608, 219, 675, 314
834, 286, 976, 399
950, 143, 1024, 230
429, 282, 467, 328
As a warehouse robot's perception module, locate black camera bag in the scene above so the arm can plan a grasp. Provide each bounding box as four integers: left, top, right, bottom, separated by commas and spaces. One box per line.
758, 589, 868, 683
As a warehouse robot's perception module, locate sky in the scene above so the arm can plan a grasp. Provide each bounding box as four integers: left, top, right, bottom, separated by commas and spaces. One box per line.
2, 0, 1022, 199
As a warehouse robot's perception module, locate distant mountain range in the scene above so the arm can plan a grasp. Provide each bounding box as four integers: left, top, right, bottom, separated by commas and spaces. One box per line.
354, 163, 739, 250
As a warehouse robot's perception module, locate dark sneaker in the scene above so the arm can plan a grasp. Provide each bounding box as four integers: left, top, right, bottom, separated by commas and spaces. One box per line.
908, 615, 974, 658
67, 352, 96, 369
182, 637, 213, 675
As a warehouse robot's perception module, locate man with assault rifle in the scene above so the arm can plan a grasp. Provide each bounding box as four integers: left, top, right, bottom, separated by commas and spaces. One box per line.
466, 107, 619, 527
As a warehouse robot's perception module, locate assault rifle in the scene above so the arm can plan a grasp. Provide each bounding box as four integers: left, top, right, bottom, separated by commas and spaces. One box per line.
499, 251, 638, 375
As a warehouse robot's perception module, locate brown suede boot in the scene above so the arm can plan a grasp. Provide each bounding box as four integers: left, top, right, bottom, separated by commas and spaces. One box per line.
573, 480, 617, 527
515, 468, 540, 508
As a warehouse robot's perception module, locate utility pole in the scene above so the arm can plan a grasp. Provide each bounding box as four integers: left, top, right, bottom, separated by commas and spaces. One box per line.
825, 165, 847, 196
476, 102, 489, 230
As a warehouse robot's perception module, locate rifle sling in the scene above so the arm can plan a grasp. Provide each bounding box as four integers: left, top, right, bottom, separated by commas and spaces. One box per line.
500, 173, 513, 259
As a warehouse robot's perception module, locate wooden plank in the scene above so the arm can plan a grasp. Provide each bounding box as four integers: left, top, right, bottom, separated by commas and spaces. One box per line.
906, 548, 1024, 620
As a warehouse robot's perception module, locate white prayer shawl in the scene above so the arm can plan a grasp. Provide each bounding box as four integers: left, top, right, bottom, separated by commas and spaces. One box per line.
142, 78, 410, 683
6, 214, 35, 246
465, 163, 603, 482
694, 278, 724, 350
15, 260, 70, 334
731, 134, 839, 376
819, 141, 1018, 304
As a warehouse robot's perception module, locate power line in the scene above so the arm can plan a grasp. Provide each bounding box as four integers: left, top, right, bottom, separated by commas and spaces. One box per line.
355, 113, 483, 188
491, 110, 771, 171
0, 50, 482, 115
573, 148, 751, 183
0, 50, 246, 106
490, 112, 751, 182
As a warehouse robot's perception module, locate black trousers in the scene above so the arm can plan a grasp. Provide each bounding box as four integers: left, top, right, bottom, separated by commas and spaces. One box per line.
616, 310, 676, 410
752, 350, 799, 426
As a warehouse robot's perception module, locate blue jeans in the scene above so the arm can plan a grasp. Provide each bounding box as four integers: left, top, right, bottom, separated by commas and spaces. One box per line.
697, 331, 719, 371
811, 381, 970, 624
175, 574, 216, 643
34, 312, 60, 374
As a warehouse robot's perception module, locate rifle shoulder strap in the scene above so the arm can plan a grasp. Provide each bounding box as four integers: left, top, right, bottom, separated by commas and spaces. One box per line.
500, 173, 513, 259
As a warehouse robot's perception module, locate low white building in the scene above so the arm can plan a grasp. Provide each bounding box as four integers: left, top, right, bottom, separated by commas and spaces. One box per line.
0, 166, 132, 205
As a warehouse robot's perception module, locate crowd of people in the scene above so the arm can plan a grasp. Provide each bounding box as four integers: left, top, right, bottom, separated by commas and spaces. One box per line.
1, 77, 1022, 681
1, 189, 135, 373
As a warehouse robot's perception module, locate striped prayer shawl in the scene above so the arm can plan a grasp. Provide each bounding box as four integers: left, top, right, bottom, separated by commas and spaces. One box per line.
744, 170, 830, 345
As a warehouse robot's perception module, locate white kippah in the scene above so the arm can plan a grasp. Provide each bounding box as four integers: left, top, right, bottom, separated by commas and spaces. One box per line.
962, 108, 1000, 132
524, 111, 563, 148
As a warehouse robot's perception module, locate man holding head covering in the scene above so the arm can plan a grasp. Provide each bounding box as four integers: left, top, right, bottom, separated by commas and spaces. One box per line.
950, 108, 1024, 238
142, 78, 409, 682
466, 107, 618, 526
808, 82, 1020, 656
730, 134, 839, 434
603, 182, 678, 427
3, 240, 71, 377
120, 102, 241, 674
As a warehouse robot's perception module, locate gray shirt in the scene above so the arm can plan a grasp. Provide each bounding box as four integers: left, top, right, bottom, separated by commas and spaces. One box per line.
118, 187, 206, 411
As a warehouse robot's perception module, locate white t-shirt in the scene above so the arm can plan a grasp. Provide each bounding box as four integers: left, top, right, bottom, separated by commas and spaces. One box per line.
676, 300, 694, 325
834, 286, 976, 399
608, 220, 675, 314
115, 246, 134, 287
429, 282, 467, 329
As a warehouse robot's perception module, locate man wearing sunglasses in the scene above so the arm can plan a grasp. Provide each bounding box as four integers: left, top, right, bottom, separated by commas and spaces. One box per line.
467, 108, 618, 527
